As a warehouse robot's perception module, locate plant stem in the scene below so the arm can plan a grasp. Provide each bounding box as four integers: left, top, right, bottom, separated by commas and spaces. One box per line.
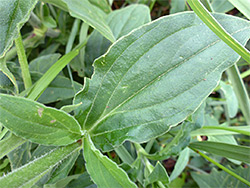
187, 0, 250, 64
114, 145, 134, 165
190, 148, 250, 187
15, 32, 32, 89
241, 68, 250, 79
226, 65, 250, 125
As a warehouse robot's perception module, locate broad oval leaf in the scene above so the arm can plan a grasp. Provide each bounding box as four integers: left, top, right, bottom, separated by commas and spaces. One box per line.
74, 12, 250, 151
0, 143, 80, 188
83, 134, 137, 188
62, 0, 115, 43
0, 94, 82, 146
0, 0, 38, 58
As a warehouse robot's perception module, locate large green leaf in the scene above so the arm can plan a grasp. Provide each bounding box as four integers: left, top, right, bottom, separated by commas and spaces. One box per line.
74, 12, 250, 151
85, 4, 151, 76
228, 0, 250, 20
0, 94, 82, 146
210, 0, 234, 13
191, 166, 250, 188
62, 0, 115, 43
0, 0, 38, 58
0, 143, 80, 188
189, 141, 250, 163
83, 134, 137, 188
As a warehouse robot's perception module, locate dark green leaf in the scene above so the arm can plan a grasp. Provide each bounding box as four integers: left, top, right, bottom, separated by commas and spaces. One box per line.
0, 0, 38, 57
189, 141, 250, 163
0, 94, 82, 146
83, 134, 137, 188
74, 12, 250, 151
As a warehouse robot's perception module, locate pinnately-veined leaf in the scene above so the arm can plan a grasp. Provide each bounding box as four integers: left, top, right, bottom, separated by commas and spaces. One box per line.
0, 94, 82, 146
74, 12, 250, 151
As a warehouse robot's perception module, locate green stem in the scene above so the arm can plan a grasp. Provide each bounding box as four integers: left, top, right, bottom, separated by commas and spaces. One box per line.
190, 148, 250, 187
241, 69, 250, 79
15, 32, 32, 89
114, 145, 134, 165
149, 0, 156, 11
226, 65, 250, 125
186, 0, 250, 64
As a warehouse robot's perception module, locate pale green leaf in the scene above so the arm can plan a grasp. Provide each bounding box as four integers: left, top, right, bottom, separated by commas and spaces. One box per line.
62, 0, 115, 43
83, 134, 137, 188
0, 0, 38, 58
0, 143, 80, 188
89, 0, 111, 14
170, 0, 186, 14
75, 12, 250, 151
220, 81, 238, 118
192, 166, 250, 188
228, 0, 250, 20
0, 94, 82, 146
189, 141, 250, 163
85, 4, 150, 76
210, 0, 234, 13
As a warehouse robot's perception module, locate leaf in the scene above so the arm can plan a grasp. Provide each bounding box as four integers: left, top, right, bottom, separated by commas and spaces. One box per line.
89, 0, 111, 14
170, 147, 190, 181
220, 81, 238, 118
228, 0, 250, 20
0, 94, 82, 146
170, 0, 186, 14
0, 143, 80, 188
45, 174, 82, 188
0, 0, 38, 58
210, 0, 234, 13
145, 162, 169, 186
85, 4, 150, 76
0, 134, 26, 160
191, 166, 250, 188
74, 12, 250, 151
83, 134, 137, 188
66, 172, 96, 188
189, 141, 250, 163
62, 0, 115, 43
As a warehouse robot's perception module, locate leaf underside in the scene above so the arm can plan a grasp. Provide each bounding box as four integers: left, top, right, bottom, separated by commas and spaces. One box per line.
74, 12, 250, 151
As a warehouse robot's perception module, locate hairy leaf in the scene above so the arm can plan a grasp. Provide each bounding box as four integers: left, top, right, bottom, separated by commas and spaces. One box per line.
0, 143, 80, 188
0, 0, 38, 58
83, 134, 137, 188
0, 94, 82, 146
75, 12, 250, 151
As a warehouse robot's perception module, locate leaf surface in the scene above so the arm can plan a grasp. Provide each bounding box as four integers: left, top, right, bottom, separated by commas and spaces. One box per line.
0, 0, 38, 58
83, 134, 137, 188
0, 94, 82, 146
74, 12, 250, 151
0, 143, 80, 188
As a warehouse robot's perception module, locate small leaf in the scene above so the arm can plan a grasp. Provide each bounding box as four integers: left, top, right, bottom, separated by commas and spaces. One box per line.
83, 134, 137, 188
62, 0, 115, 42
145, 162, 169, 186
191, 166, 250, 188
74, 12, 250, 151
0, 0, 38, 58
0, 143, 80, 188
0, 94, 82, 146
189, 141, 250, 163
